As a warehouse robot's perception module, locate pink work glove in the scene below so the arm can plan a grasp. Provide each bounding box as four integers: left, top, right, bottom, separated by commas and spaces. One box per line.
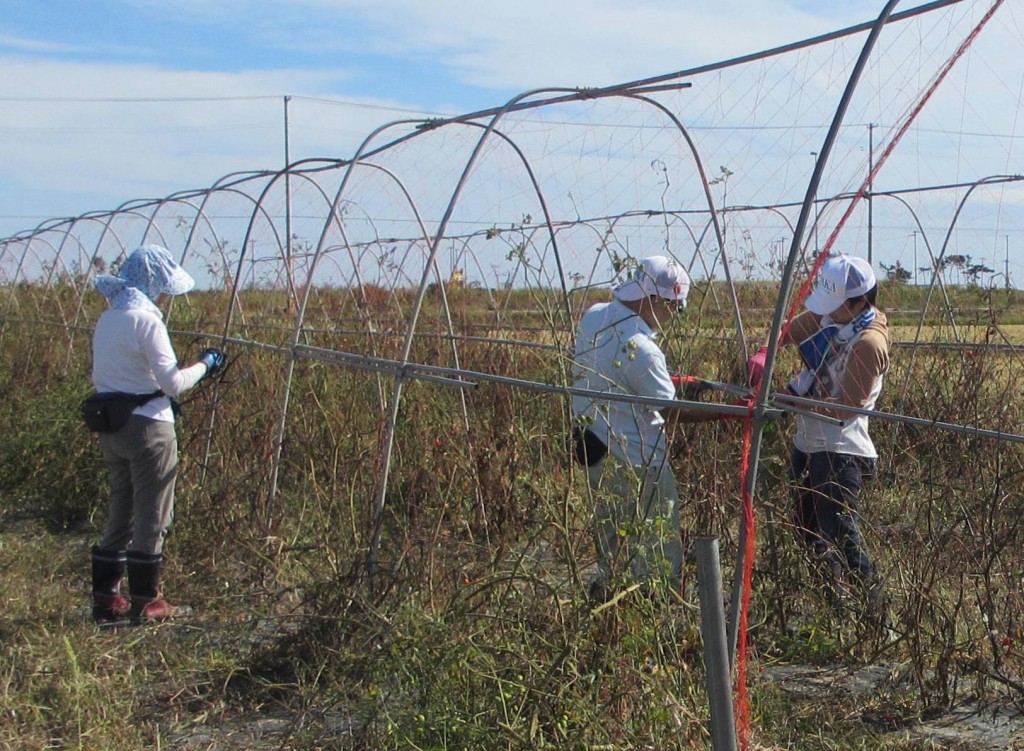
746, 346, 768, 390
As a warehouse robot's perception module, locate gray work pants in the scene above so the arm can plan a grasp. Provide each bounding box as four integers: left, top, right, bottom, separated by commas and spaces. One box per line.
587, 456, 682, 589
97, 415, 178, 555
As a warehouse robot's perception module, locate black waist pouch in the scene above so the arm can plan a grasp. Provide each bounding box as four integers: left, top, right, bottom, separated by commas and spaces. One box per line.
572, 427, 608, 467
81, 390, 164, 433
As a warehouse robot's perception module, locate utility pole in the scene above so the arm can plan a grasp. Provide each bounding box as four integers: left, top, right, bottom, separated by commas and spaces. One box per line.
912, 231, 918, 286
1006, 234, 1011, 290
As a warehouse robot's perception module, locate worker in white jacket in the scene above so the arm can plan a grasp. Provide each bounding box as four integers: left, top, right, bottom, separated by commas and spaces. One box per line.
572, 256, 713, 601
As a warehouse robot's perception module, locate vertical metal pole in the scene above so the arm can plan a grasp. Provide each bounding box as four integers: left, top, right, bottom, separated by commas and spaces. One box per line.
696, 537, 739, 751
283, 95, 294, 312
867, 123, 874, 265
809, 151, 819, 252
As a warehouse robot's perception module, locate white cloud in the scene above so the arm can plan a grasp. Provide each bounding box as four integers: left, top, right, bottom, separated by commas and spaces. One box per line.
113, 0, 865, 90
0, 34, 78, 54
0, 55, 415, 212
0, 56, 352, 99
1, 0, 1021, 279
306, 0, 861, 87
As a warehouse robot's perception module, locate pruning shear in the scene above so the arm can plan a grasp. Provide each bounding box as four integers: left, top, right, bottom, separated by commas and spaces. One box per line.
671, 374, 753, 400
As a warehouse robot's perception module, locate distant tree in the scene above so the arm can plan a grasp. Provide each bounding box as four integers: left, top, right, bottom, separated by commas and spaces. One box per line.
933, 254, 993, 285
880, 261, 912, 284
945, 254, 968, 284
965, 263, 994, 285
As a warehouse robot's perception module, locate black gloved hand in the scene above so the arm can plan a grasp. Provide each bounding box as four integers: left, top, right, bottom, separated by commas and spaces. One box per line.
198, 347, 225, 377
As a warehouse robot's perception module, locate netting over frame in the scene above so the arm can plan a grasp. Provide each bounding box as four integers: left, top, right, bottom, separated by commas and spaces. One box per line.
0, 0, 1020, 506
1, 0, 1020, 489
5, 4, 1024, 746
4, 3, 1022, 303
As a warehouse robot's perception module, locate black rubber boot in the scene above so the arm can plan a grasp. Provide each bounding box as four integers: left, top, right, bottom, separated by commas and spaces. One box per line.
91, 546, 129, 623
127, 551, 183, 625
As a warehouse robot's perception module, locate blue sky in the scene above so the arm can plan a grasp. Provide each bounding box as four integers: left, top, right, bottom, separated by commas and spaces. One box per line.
5, 0, 1023, 291
0, 0, 871, 239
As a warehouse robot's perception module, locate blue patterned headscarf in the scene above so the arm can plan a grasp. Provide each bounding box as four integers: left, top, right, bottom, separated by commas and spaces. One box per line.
95, 245, 195, 310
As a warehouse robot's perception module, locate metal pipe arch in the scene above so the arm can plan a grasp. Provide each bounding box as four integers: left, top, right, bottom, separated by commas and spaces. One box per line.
358, 87, 586, 578
265, 117, 454, 521
625, 93, 748, 363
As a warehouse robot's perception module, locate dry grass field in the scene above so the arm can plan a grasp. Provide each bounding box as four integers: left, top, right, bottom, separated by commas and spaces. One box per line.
1, 281, 1023, 749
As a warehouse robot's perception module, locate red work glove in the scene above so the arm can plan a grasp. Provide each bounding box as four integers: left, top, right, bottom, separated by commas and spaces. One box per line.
671, 374, 711, 400
746, 346, 768, 390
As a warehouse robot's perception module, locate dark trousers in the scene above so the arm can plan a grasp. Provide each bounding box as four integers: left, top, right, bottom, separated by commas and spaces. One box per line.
790, 448, 876, 578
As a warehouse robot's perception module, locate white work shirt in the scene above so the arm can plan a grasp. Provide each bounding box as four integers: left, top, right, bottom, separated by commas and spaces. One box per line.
91, 307, 207, 423
572, 300, 676, 468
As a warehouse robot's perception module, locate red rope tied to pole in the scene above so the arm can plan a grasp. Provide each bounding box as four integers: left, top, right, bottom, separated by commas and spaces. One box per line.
732, 4, 1007, 748
734, 399, 757, 744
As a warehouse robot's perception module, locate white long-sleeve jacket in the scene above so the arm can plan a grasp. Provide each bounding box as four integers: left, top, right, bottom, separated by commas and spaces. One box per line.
91, 307, 207, 423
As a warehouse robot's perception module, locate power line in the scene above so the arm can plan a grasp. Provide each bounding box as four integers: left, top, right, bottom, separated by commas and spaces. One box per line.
289, 95, 448, 117
0, 92, 447, 117
0, 95, 283, 103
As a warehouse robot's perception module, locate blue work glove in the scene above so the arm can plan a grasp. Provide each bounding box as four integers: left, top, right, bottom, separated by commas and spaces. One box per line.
198, 347, 225, 377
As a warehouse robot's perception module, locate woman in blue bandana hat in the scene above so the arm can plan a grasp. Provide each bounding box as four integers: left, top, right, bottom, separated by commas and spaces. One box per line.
88, 245, 224, 625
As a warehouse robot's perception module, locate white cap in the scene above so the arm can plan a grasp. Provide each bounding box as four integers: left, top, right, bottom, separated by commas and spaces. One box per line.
804, 255, 876, 315
612, 256, 690, 306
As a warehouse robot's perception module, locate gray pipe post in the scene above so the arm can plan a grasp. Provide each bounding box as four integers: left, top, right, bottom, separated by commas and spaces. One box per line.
696, 536, 738, 751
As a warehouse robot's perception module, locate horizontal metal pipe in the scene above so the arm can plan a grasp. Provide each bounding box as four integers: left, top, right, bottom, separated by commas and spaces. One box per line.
33, 315, 1020, 443
773, 391, 1024, 444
